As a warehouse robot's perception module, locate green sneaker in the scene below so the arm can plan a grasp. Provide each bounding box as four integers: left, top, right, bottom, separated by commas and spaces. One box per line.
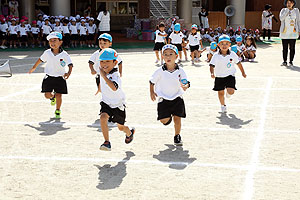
50, 97, 56, 106
55, 110, 61, 119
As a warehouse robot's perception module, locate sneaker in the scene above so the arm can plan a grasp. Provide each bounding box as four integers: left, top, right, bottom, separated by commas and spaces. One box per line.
100, 141, 111, 151
161, 60, 164, 65
289, 61, 294, 66
155, 59, 159, 63
221, 105, 227, 113
281, 62, 288, 66
249, 59, 255, 62
0, 46, 4, 49
125, 128, 135, 144
50, 96, 56, 106
55, 109, 61, 119
174, 135, 183, 146
178, 59, 182, 63
185, 57, 188, 61
192, 60, 195, 65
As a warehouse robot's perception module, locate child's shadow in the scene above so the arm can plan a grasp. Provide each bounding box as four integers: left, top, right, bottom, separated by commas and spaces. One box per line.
87, 119, 113, 132
94, 151, 135, 190
153, 144, 196, 170
285, 65, 300, 72
216, 113, 253, 129
25, 118, 70, 136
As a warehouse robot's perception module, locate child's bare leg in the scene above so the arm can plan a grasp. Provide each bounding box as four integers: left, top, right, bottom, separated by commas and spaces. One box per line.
155, 50, 160, 60
218, 90, 225, 105
243, 51, 249, 58
178, 51, 182, 60
160, 51, 163, 61
183, 48, 187, 59
249, 52, 255, 59
191, 51, 195, 61
160, 117, 172, 125
44, 92, 54, 99
226, 88, 235, 95
207, 54, 212, 62
100, 113, 109, 141
173, 115, 181, 136
117, 124, 132, 137
55, 93, 62, 110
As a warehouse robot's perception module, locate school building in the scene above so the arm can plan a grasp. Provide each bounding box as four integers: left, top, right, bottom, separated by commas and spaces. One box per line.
7, 0, 298, 32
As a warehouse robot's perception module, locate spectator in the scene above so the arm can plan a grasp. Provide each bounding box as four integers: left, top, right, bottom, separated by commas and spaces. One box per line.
97, 9, 110, 34
84, 5, 92, 17
198, 7, 209, 29
262, 4, 278, 41
9, 0, 19, 17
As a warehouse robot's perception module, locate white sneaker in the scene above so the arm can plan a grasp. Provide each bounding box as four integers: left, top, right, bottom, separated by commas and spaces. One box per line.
161, 60, 164, 65
191, 60, 194, 65
0, 46, 4, 49
155, 59, 159, 63
226, 92, 232, 98
221, 105, 227, 113
249, 59, 255, 62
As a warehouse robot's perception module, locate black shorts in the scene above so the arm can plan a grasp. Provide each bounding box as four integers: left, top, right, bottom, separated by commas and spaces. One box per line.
153, 42, 165, 51
20, 35, 28, 42
0, 31, 7, 40
71, 34, 78, 41
190, 45, 199, 52
9, 34, 18, 41
41, 75, 68, 94
172, 43, 183, 51
32, 33, 39, 39
213, 75, 237, 91
88, 34, 95, 41
157, 96, 186, 120
80, 35, 87, 41
100, 101, 126, 125
42, 34, 48, 42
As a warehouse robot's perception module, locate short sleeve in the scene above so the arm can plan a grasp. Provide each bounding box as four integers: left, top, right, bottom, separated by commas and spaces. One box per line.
233, 52, 240, 64
117, 55, 122, 65
64, 53, 73, 66
40, 51, 47, 62
169, 32, 174, 40
180, 68, 188, 80
88, 51, 98, 64
150, 68, 161, 84
111, 72, 121, 89
210, 54, 217, 66
187, 34, 191, 41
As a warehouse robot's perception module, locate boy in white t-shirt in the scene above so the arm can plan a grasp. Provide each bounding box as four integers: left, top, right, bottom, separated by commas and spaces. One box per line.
41, 18, 52, 47
79, 19, 88, 47
150, 44, 190, 146
18, 19, 29, 47
8, 18, 18, 48
87, 18, 96, 48
210, 35, 246, 113
199, 41, 218, 62
28, 32, 73, 119
187, 24, 203, 64
97, 48, 135, 151
153, 22, 168, 65
168, 23, 185, 63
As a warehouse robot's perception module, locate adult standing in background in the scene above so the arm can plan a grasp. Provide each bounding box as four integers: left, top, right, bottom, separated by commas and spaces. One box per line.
198, 7, 209, 29
84, 5, 92, 17
9, 0, 19, 17
97, 8, 110, 34
262, 4, 278, 41
279, 0, 300, 66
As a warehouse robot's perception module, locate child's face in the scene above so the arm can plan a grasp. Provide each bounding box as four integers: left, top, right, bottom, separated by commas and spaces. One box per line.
191, 29, 197, 33
162, 49, 178, 64
159, 26, 165, 32
11, 20, 16, 25
81, 21, 85, 25
32, 23, 36, 27
71, 21, 76, 25
100, 60, 117, 73
89, 21, 93, 25
99, 39, 112, 49
45, 20, 49, 25
246, 39, 252, 45
49, 38, 63, 49
237, 41, 242, 46
55, 21, 60, 25
218, 41, 231, 52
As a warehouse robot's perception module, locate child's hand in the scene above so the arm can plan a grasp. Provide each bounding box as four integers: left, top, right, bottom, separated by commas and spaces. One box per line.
64, 72, 71, 79
242, 72, 247, 78
211, 73, 215, 79
99, 68, 106, 77
28, 68, 35, 74
150, 91, 157, 101
90, 69, 97, 75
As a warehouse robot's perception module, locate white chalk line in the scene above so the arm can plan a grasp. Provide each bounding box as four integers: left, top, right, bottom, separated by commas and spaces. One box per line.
0, 155, 299, 173
0, 86, 40, 101
1, 120, 299, 134
243, 77, 273, 200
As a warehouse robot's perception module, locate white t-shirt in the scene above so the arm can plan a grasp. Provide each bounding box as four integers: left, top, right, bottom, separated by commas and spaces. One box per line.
100, 68, 126, 108
87, 24, 96, 34
53, 25, 63, 33
18, 26, 28, 36
169, 31, 184, 44
150, 64, 188, 100
155, 30, 166, 43
245, 45, 256, 51
89, 49, 122, 74
236, 44, 245, 52
62, 25, 70, 34
206, 47, 217, 55
42, 24, 52, 35
187, 32, 201, 46
210, 50, 240, 78
37, 20, 43, 28
40, 49, 73, 77
0, 23, 8, 32
79, 24, 87, 35
69, 25, 78, 35
8, 25, 18, 34
31, 27, 40, 34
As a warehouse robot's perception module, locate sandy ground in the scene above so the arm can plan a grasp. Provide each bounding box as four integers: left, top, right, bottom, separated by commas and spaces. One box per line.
0, 43, 300, 200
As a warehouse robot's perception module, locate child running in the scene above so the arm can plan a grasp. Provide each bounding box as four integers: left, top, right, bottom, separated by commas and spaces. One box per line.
199, 41, 218, 62
168, 23, 184, 63
150, 44, 190, 146
154, 22, 168, 65
210, 35, 246, 113
187, 24, 203, 64
28, 32, 73, 119
98, 48, 135, 151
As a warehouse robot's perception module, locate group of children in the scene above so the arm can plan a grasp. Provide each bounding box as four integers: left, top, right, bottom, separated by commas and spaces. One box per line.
28, 28, 247, 152
154, 22, 257, 65
0, 14, 99, 49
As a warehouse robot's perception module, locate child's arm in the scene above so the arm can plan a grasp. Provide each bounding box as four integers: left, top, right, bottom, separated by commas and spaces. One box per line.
168, 38, 171, 44
100, 68, 118, 91
28, 58, 43, 73
209, 64, 215, 78
88, 62, 97, 75
200, 39, 203, 49
64, 64, 73, 79
118, 63, 123, 77
149, 82, 157, 101
237, 63, 247, 78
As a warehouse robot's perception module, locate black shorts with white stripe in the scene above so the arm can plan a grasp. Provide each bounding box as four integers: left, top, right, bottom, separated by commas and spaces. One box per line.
157, 96, 186, 120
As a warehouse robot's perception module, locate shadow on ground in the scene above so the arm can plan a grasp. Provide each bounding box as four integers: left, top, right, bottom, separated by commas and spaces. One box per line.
25, 118, 70, 136
153, 144, 196, 170
285, 65, 300, 72
87, 119, 114, 132
95, 151, 135, 190
216, 113, 253, 129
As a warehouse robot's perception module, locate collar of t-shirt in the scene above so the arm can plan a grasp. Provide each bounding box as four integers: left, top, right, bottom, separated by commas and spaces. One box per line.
218, 49, 231, 55
108, 67, 118, 74
51, 47, 63, 55
162, 63, 179, 72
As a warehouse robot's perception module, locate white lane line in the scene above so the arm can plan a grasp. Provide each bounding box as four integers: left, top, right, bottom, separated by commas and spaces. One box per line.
0, 155, 299, 173
243, 77, 273, 200
0, 86, 40, 101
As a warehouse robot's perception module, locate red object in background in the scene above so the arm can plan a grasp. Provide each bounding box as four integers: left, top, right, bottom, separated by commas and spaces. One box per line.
142, 31, 152, 41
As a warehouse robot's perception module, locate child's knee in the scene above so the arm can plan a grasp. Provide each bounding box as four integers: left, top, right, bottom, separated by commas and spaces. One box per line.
44, 93, 52, 99
100, 113, 109, 121
117, 125, 124, 131
160, 117, 172, 126
227, 89, 235, 95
